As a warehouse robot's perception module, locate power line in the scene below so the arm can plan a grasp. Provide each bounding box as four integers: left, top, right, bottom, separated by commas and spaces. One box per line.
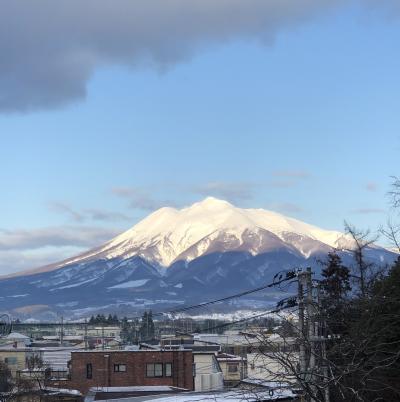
125, 270, 297, 321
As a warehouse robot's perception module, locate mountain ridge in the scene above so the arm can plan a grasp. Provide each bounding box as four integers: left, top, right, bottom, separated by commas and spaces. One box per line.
0, 197, 396, 319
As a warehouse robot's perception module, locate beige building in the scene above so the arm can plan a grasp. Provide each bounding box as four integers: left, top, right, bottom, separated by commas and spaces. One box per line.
216, 352, 247, 386
193, 352, 223, 392
0, 348, 35, 376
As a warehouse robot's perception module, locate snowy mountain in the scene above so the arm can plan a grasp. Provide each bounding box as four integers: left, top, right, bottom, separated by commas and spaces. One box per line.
0, 197, 396, 319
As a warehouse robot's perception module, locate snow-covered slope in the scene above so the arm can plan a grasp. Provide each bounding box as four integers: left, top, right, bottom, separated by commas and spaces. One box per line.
56, 197, 351, 269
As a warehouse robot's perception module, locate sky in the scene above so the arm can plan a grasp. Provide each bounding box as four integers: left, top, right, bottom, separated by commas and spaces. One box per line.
1, 0, 400, 274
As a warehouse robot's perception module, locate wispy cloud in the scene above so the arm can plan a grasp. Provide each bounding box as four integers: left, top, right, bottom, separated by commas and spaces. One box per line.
0, 226, 120, 251
50, 202, 131, 223
272, 170, 311, 179
269, 180, 297, 188
112, 187, 178, 211
351, 208, 385, 215
266, 169, 313, 188
267, 202, 304, 214
365, 182, 378, 192
50, 202, 84, 222
192, 181, 254, 203
0, 248, 82, 276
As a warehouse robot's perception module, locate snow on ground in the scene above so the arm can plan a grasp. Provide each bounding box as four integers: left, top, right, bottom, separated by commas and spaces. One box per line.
108, 279, 150, 289
122, 389, 296, 402
50, 277, 97, 290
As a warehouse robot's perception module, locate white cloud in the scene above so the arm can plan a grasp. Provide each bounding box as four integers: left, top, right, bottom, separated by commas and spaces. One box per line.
0, 226, 120, 251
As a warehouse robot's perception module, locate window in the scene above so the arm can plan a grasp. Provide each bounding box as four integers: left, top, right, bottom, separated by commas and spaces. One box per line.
228, 363, 239, 373
114, 364, 127, 372
5, 357, 17, 365
146, 363, 163, 377
86, 363, 93, 379
164, 363, 172, 377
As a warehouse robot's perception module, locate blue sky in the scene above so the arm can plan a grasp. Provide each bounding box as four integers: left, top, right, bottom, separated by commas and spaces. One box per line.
1, 1, 399, 274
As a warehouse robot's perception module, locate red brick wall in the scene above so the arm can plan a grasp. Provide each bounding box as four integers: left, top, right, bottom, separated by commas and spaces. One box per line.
65, 350, 193, 394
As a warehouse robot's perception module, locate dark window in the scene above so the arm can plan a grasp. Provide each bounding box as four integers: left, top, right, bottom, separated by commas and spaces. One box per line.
228, 363, 239, 373
146, 363, 163, 377
86, 363, 92, 379
164, 363, 172, 377
114, 364, 127, 372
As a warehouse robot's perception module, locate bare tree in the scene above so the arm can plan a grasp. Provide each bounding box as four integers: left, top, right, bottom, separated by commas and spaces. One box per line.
24, 354, 50, 392
388, 176, 400, 209
381, 177, 400, 253
344, 222, 380, 298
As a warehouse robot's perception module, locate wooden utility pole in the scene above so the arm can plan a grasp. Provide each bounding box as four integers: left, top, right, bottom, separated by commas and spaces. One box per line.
298, 268, 330, 402
298, 271, 307, 378
84, 318, 88, 350
60, 316, 64, 346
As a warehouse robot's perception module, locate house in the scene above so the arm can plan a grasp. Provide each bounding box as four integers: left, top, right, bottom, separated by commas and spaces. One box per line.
2, 332, 31, 347
86, 388, 298, 401
246, 335, 298, 383
0, 347, 36, 376
194, 332, 259, 356
216, 353, 247, 387
49, 349, 194, 394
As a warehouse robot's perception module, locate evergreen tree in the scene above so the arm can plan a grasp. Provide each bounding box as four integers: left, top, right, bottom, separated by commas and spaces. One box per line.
320, 251, 351, 301
320, 251, 351, 336
139, 311, 155, 341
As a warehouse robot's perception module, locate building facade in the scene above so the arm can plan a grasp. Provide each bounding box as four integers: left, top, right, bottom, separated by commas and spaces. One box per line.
51, 350, 194, 394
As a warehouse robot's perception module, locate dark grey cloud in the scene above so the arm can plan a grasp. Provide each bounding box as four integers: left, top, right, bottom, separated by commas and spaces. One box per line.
0, 0, 344, 112
365, 0, 400, 15
50, 201, 132, 222
112, 187, 178, 211
0, 226, 120, 251
192, 181, 254, 203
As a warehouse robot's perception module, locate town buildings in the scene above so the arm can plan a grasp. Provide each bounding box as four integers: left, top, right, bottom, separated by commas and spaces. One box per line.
50, 349, 194, 394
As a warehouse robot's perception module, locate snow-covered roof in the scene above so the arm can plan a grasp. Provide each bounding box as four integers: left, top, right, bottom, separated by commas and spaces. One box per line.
241, 378, 293, 388
90, 386, 187, 393
102, 389, 296, 402
6, 332, 30, 339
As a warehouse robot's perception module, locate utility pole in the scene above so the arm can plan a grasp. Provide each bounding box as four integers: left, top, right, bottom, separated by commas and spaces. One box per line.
317, 285, 330, 402
297, 269, 316, 402
60, 316, 64, 346
305, 268, 317, 402
298, 271, 307, 379
298, 268, 330, 402
84, 318, 88, 350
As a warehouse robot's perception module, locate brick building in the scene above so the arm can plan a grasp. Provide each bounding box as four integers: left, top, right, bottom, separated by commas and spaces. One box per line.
52, 350, 194, 394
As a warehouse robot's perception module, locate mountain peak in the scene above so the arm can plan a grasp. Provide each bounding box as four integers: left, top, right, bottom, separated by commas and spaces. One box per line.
192, 196, 234, 209
8, 197, 355, 277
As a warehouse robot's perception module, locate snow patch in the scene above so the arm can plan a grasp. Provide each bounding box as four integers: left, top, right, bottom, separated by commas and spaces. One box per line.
108, 279, 150, 289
